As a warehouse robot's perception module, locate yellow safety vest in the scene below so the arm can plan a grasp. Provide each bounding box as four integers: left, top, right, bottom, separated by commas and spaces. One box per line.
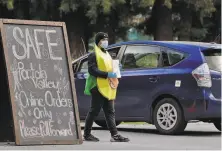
95, 45, 117, 100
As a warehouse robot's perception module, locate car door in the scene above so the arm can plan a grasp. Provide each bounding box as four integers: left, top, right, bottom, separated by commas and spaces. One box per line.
74, 57, 90, 119
116, 44, 164, 119
74, 46, 123, 120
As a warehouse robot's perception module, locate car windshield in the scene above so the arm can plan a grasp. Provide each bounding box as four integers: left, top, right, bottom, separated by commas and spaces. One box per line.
202, 49, 222, 72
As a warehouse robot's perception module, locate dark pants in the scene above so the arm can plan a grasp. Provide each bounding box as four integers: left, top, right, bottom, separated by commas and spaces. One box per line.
84, 87, 118, 136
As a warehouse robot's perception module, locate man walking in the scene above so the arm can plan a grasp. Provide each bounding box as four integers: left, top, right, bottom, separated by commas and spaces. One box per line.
83, 32, 129, 142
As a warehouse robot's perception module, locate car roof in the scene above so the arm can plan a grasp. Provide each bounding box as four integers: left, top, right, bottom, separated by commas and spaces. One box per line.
72, 41, 221, 64
72, 53, 89, 64
108, 40, 222, 53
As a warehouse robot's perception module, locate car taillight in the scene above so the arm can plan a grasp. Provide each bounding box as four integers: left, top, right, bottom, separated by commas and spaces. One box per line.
192, 63, 212, 87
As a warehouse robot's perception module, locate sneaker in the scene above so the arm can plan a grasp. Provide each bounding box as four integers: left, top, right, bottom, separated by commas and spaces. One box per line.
84, 134, 99, 142
110, 134, 130, 142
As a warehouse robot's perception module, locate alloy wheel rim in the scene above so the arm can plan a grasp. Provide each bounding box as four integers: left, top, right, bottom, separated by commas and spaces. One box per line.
157, 103, 178, 130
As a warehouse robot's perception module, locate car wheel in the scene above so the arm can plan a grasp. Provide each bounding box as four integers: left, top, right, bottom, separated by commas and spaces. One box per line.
213, 122, 221, 131
153, 98, 187, 135
95, 120, 121, 128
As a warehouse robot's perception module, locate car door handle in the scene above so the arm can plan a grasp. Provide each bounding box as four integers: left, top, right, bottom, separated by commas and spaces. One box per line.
149, 76, 159, 83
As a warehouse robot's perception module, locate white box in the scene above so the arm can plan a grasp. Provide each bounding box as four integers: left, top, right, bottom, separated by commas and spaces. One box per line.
112, 59, 121, 78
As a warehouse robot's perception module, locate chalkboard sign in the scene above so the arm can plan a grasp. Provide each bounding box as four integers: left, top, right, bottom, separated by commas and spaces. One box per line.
0, 19, 82, 145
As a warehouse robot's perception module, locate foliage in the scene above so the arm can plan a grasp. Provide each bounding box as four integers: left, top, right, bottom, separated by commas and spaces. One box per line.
60, 0, 153, 24
60, 0, 124, 22
165, 0, 215, 15
0, 0, 220, 49
0, 0, 14, 9
171, 0, 217, 40
190, 28, 208, 41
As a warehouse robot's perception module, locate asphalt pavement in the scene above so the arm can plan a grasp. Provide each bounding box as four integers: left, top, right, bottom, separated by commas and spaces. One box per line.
0, 122, 221, 150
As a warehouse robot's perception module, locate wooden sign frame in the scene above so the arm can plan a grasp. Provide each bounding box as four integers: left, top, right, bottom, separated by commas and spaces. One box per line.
0, 19, 83, 145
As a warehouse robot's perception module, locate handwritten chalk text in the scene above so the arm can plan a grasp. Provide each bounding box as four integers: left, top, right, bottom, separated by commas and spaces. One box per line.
19, 119, 73, 138
12, 27, 62, 60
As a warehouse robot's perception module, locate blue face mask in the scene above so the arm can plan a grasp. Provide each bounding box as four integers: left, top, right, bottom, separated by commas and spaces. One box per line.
100, 40, 108, 49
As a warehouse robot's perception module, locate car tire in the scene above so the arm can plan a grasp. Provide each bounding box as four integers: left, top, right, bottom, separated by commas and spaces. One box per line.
95, 120, 121, 128
213, 122, 221, 131
153, 98, 187, 135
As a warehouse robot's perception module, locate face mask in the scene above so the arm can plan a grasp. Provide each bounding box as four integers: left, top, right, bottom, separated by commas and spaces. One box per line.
100, 40, 108, 49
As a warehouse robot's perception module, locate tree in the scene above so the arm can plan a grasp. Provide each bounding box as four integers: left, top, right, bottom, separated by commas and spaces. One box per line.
140, 0, 216, 41
172, 0, 216, 41
138, 0, 173, 40
0, 0, 13, 10
1, 0, 86, 59
1, 0, 154, 58
151, 0, 173, 40
59, 0, 126, 57
202, 0, 221, 42
0, 0, 61, 20
0, 0, 14, 18
91, 0, 153, 44
60, 0, 154, 57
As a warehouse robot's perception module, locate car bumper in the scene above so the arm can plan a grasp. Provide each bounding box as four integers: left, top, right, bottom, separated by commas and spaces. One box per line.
200, 91, 221, 119
183, 88, 221, 121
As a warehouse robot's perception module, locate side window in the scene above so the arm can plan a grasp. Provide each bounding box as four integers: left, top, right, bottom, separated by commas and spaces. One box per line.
108, 47, 121, 59
162, 48, 188, 67
121, 45, 161, 69
72, 62, 78, 73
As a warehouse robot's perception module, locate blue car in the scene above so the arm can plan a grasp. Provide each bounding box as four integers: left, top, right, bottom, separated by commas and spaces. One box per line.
72, 41, 221, 135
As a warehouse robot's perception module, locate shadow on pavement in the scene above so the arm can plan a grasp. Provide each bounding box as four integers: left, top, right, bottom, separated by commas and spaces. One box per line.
0, 127, 220, 146
81, 126, 221, 137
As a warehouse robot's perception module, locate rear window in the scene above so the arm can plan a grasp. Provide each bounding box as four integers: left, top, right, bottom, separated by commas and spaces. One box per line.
202, 49, 222, 72
162, 48, 188, 67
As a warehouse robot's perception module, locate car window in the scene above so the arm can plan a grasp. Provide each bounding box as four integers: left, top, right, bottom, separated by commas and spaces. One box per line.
109, 47, 121, 59
78, 47, 121, 73
72, 62, 78, 73
121, 45, 161, 69
162, 48, 188, 67
80, 59, 88, 72
202, 49, 222, 72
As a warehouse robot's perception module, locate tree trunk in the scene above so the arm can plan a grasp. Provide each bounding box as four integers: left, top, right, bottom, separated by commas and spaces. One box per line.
13, 0, 30, 19
152, 0, 173, 40
62, 11, 91, 60
178, 2, 192, 41
48, 0, 61, 21
203, 3, 221, 43
94, 9, 119, 45
107, 10, 119, 44
0, 4, 14, 18
107, 27, 116, 44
